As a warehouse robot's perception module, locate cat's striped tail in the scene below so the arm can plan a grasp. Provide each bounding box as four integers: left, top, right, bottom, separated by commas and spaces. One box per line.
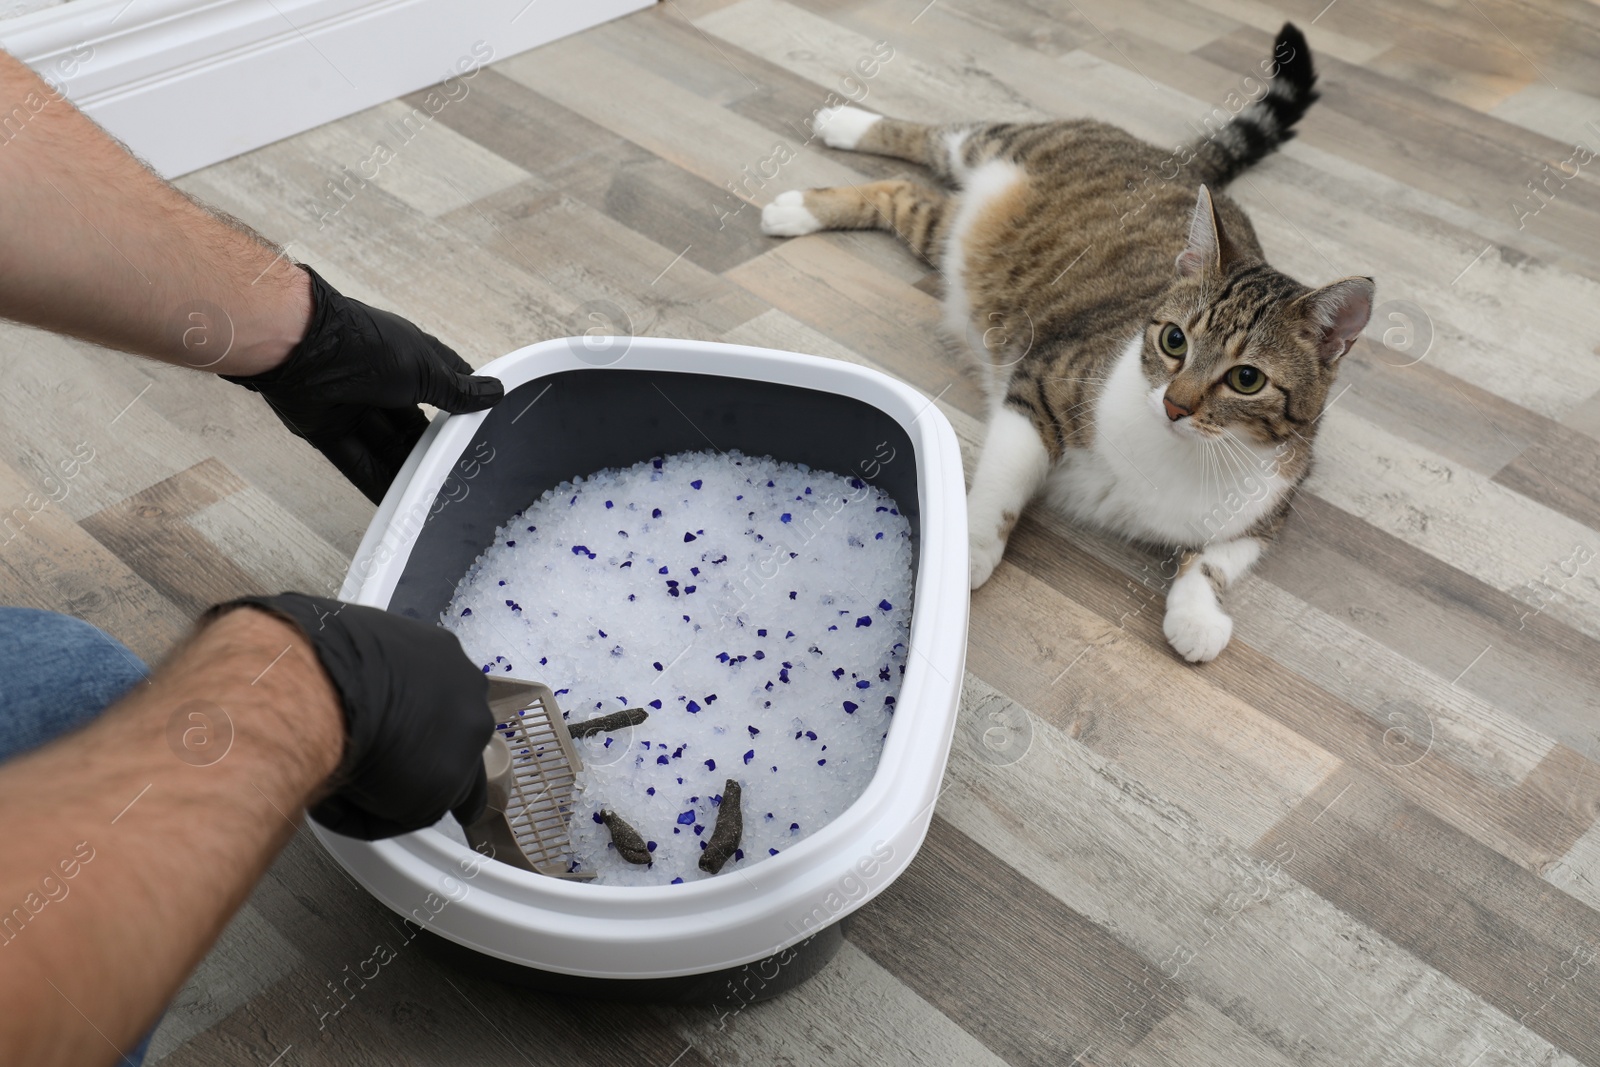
1187, 23, 1319, 186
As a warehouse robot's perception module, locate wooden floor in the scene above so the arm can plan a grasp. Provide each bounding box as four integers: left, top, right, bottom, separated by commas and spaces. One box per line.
4, 0, 1600, 1063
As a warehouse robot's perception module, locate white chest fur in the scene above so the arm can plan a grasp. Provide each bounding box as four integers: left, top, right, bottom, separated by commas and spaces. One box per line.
1042, 335, 1293, 547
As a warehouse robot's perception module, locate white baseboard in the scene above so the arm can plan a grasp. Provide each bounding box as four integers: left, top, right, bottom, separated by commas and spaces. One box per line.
0, 0, 655, 177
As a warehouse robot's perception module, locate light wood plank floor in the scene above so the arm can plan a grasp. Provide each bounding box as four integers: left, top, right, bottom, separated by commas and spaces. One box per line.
3, 0, 1599, 1063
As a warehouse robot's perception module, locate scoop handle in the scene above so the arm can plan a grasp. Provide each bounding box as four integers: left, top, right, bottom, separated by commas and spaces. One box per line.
481, 732, 515, 812
461, 733, 538, 873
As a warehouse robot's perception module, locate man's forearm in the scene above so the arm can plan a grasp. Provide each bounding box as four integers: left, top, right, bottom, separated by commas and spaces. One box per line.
0, 608, 343, 1067
0, 49, 309, 374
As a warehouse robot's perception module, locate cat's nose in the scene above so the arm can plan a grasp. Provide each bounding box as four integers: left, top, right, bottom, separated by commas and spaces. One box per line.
1163, 397, 1192, 421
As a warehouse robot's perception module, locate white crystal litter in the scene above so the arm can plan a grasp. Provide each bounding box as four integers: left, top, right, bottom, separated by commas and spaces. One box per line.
443, 450, 913, 886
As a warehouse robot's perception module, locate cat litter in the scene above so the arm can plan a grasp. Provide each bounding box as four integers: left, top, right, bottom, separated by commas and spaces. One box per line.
444, 450, 913, 886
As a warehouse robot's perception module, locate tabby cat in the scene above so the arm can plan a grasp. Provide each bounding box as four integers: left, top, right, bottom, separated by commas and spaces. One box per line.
760, 23, 1371, 663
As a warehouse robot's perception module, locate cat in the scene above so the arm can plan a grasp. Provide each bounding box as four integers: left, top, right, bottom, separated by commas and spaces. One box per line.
759, 22, 1371, 663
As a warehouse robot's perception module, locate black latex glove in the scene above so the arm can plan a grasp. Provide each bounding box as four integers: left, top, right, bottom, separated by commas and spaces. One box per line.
222, 265, 503, 504
210, 593, 493, 840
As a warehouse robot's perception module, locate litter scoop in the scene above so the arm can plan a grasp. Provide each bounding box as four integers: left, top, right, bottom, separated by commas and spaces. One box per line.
463, 677, 595, 880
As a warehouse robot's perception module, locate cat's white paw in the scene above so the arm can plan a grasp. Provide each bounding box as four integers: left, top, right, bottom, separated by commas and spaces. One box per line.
761, 190, 823, 236
969, 532, 1006, 590
812, 105, 881, 149
1163, 598, 1233, 663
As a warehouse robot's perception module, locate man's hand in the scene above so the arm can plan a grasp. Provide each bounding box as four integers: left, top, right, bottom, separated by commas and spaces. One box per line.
0, 598, 497, 1064
214, 592, 494, 838
0, 50, 503, 505
223, 266, 504, 503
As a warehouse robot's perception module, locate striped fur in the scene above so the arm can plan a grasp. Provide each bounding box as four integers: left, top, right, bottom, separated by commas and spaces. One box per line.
1190, 23, 1319, 186
760, 23, 1373, 662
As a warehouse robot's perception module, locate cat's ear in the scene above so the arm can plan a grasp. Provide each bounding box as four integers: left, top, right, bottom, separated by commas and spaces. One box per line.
1176, 185, 1239, 277
1297, 276, 1374, 364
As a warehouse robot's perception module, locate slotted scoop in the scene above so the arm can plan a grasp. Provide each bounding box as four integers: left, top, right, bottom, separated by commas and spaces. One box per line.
463, 677, 593, 879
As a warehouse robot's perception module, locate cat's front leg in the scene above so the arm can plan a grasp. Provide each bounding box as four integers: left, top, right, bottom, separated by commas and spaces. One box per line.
1162, 538, 1263, 663
968, 405, 1052, 589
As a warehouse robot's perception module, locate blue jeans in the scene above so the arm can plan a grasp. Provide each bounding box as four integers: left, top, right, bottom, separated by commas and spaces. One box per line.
0, 607, 152, 1066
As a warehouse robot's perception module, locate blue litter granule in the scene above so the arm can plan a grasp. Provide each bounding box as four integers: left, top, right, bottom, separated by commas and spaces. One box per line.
676, 810, 695, 825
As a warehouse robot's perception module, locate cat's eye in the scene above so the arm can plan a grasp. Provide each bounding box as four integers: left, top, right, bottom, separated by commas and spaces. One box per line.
1226, 365, 1267, 394
1158, 324, 1187, 359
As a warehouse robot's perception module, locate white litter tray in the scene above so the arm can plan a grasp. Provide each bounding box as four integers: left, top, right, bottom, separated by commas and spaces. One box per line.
314, 336, 968, 983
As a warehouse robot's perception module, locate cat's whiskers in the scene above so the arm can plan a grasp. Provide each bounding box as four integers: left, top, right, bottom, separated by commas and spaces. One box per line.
1209, 428, 1273, 521
1212, 430, 1258, 501
1220, 428, 1275, 486
1212, 436, 1244, 511
1198, 436, 1220, 514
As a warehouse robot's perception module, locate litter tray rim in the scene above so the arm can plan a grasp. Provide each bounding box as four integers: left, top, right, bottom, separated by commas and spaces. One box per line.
314, 336, 969, 978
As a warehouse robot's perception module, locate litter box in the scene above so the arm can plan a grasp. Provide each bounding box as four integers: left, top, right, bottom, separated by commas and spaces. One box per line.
314, 336, 968, 999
